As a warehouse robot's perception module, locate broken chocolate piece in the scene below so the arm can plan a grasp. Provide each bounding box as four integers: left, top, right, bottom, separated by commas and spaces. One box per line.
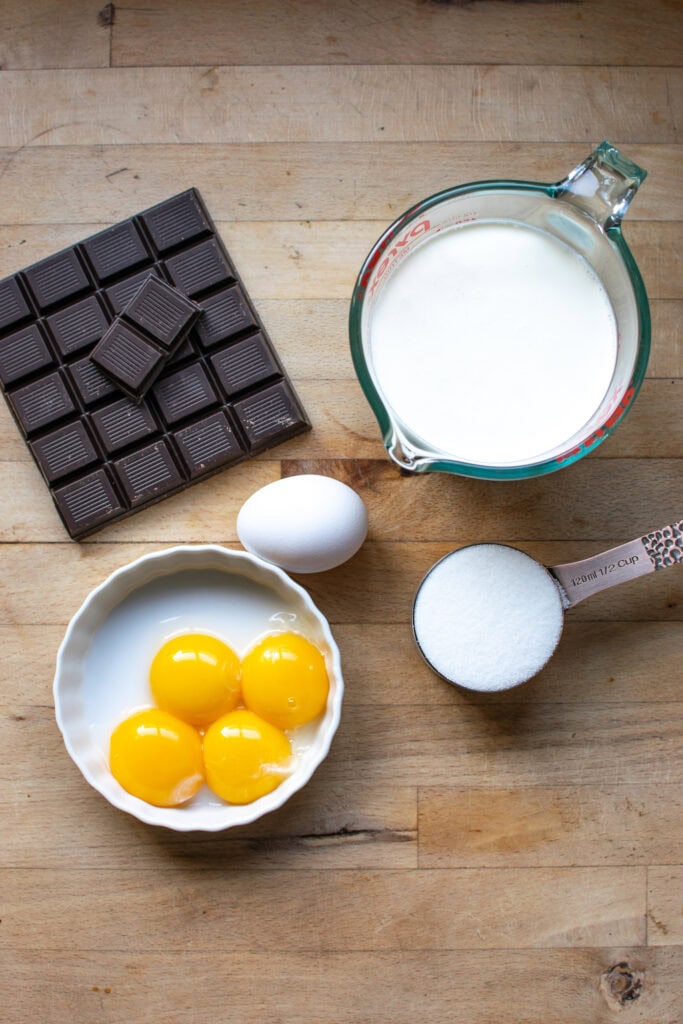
91, 276, 201, 401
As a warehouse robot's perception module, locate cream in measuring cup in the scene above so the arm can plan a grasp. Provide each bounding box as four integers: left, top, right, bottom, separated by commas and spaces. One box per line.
370, 221, 618, 467
350, 142, 650, 479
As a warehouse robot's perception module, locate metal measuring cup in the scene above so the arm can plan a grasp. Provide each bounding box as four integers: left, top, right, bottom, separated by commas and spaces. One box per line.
413, 520, 682, 691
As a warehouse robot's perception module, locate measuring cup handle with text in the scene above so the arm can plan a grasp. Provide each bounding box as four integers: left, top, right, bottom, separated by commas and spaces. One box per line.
549, 520, 682, 607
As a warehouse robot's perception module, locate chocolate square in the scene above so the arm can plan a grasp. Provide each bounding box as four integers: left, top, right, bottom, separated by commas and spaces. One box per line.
0, 324, 53, 386
91, 322, 164, 401
31, 421, 99, 485
53, 467, 125, 538
195, 284, 257, 349
0, 277, 31, 332
233, 381, 308, 449
210, 333, 279, 396
165, 238, 232, 297
91, 397, 158, 455
153, 364, 217, 425
172, 410, 244, 478
47, 296, 110, 357
113, 440, 184, 507
23, 250, 89, 311
82, 221, 150, 282
68, 357, 118, 407
141, 192, 211, 253
8, 371, 75, 435
106, 268, 161, 315
125, 276, 200, 349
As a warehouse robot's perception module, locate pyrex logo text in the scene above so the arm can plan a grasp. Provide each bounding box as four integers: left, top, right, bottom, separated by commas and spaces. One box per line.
359, 219, 431, 298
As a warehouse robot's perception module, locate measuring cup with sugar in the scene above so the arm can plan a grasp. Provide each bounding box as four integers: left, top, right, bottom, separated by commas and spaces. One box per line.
412, 521, 682, 692
350, 142, 650, 479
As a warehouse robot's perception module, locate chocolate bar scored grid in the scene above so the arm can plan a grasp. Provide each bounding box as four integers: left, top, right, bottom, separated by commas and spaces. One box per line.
0, 189, 310, 539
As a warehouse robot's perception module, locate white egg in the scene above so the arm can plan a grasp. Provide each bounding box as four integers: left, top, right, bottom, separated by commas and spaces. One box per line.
237, 474, 369, 573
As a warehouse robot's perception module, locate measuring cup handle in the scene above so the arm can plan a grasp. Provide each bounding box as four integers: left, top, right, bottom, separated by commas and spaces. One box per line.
549, 520, 682, 607
556, 141, 647, 229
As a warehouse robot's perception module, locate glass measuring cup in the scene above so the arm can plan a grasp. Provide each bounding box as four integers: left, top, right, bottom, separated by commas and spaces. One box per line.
412, 520, 682, 692
349, 142, 650, 479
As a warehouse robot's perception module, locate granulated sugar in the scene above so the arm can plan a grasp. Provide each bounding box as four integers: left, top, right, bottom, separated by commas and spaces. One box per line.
413, 544, 565, 691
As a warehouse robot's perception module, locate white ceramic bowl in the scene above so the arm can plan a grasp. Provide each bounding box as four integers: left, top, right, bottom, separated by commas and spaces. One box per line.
54, 545, 344, 831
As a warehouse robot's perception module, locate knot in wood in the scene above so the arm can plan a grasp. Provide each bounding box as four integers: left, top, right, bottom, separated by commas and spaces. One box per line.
600, 962, 643, 1009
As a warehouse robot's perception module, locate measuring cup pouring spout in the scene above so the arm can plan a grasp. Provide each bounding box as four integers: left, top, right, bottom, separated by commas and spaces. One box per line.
350, 142, 651, 480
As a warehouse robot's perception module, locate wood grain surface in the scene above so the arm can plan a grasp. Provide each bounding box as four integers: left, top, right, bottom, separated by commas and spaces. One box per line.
1, 2, 681, 1022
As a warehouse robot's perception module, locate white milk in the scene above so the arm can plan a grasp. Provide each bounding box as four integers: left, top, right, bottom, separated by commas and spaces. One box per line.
369, 221, 618, 466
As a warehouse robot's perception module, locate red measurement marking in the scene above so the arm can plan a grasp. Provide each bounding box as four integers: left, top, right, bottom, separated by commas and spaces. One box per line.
557, 386, 635, 463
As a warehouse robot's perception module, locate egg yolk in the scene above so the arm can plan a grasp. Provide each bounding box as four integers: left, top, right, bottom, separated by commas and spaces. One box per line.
110, 709, 204, 807
240, 632, 330, 731
203, 709, 292, 805
150, 633, 241, 728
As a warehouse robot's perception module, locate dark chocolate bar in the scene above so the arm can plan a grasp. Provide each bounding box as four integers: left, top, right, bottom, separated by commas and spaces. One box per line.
91, 275, 201, 401
0, 189, 310, 539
